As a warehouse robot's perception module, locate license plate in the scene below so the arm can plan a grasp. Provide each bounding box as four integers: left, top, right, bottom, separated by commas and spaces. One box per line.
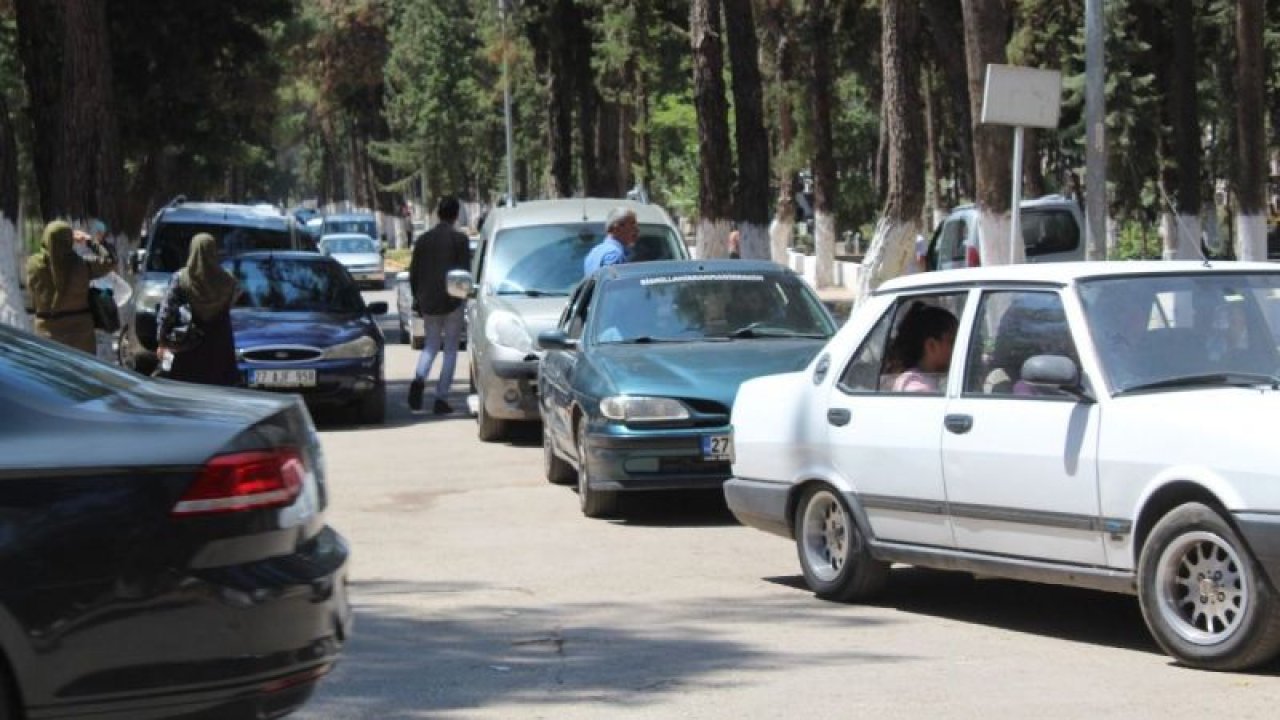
251, 369, 317, 388
702, 434, 733, 461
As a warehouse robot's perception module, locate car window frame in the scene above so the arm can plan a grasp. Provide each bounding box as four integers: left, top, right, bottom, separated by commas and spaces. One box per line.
836, 290, 968, 396
961, 288, 1082, 401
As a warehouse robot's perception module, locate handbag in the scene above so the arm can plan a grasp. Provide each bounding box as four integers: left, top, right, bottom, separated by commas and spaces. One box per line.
88, 287, 121, 333
163, 302, 204, 353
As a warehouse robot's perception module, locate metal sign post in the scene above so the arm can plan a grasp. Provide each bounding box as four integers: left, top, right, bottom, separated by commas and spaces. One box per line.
980, 64, 1063, 263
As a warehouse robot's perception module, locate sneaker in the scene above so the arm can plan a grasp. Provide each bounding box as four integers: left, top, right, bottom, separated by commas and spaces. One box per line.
408, 379, 425, 411
432, 398, 453, 415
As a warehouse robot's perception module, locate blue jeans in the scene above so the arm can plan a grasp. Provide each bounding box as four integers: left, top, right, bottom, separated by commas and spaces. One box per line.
414, 306, 464, 400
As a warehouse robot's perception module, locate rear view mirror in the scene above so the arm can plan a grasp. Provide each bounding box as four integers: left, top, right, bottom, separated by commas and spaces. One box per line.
129, 248, 147, 274
446, 269, 475, 300
1021, 354, 1093, 402
538, 329, 578, 351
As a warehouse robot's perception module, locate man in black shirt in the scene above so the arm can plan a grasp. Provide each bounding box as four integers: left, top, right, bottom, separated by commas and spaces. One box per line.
408, 197, 471, 414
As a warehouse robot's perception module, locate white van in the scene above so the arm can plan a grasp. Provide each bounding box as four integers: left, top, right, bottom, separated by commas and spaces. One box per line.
927, 194, 1085, 270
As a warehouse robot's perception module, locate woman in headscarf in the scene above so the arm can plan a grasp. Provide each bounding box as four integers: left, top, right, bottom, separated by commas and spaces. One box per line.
155, 233, 241, 386
26, 220, 116, 354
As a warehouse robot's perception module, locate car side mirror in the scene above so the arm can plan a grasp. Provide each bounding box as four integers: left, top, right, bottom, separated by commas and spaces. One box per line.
446, 269, 475, 299
538, 329, 578, 351
129, 248, 147, 274
1021, 354, 1093, 402
366, 301, 389, 315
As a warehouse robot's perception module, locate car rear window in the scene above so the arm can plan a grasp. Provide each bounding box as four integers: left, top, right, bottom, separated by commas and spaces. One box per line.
1022, 210, 1079, 256
226, 256, 365, 313
147, 222, 297, 272
323, 217, 376, 237
489, 223, 684, 296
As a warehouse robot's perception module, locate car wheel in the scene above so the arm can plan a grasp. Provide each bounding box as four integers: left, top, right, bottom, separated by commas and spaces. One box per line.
476, 388, 507, 442
1138, 502, 1280, 670
576, 415, 618, 518
357, 386, 386, 425
543, 420, 576, 485
794, 484, 888, 602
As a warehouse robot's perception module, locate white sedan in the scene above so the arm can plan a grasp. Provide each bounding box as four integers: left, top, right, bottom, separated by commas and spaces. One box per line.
726, 261, 1280, 671
319, 232, 384, 288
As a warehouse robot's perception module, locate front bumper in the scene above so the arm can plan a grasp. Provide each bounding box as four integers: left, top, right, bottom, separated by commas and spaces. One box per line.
239, 356, 383, 407
580, 423, 733, 493
479, 345, 541, 421
1235, 512, 1280, 590
723, 477, 793, 539
349, 270, 385, 286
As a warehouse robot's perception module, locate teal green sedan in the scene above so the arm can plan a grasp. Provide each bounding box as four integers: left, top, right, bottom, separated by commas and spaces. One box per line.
537, 259, 838, 518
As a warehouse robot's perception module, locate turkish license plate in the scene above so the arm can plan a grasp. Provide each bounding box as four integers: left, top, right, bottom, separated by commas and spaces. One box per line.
701, 434, 733, 462
251, 369, 317, 388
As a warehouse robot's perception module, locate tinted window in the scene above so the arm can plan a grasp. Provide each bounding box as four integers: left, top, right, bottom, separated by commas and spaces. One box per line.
963, 291, 1079, 398
147, 222, 295, 272
321, 236, 378, 254
590, 272, 834, 343
323, 218, 376, 237
1022, 209, 1079, 256
226, 257, 365, 313
0, 326, 139, 410
489, 223, 683, 295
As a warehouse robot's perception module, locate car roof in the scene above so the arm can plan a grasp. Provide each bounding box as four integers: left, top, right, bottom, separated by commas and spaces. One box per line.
879, 260, 1280, 294
228, 251, 330, 262
598, 259, 791, 281
946, 194, 1079, 215
158, 202, 294, 230
485, 198, 676, 233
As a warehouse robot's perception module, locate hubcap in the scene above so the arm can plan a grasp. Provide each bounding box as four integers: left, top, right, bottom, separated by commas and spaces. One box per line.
1155, 531, 1248, 645
801, 490, 850, 583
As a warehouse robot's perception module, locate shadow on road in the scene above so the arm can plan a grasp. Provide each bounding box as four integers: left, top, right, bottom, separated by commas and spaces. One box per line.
610, 489, 739, 528
297, 582, 905, 719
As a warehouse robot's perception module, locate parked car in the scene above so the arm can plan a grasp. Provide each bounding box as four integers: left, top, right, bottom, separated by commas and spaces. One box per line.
123, 198, 315, 371
927, 194, 1084, 270
538, 259, 837, 518
725, 260, 1280, 671
450, 198, 688, 442
321, 212, 378, 243
227, 252, 388, 424
0, 323, 350, 718
319, 232, 385, 289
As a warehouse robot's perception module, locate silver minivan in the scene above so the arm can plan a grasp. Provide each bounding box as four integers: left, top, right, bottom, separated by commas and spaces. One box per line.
927, 194, 1084, 270
448, 198, 687, 441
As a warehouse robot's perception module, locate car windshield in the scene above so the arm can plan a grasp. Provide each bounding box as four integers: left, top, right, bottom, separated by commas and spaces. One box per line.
323, 217, 376, 237
591, 272, 835, 344
489, 222, 683, 296
147, 222, 295, 272
1079, 272, 1280, 393
225, 256, 365, 313
321, 236, 378, 254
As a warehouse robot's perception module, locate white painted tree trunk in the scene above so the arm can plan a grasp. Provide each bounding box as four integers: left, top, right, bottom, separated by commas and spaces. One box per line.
0, 214, 30, 332
738, 222, 769, 260
974, 209, 1020, 266
768, 217, 793, 264
856, 216, 920, 306
813, 211, 836, 288
696, 218, 732, 260
1236, 214, 1266, 261
1160, 213, 1201, 260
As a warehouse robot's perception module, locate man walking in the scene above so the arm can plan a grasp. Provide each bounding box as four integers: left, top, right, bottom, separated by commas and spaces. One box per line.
583, 206, 639, 275
409, 197, 471, 414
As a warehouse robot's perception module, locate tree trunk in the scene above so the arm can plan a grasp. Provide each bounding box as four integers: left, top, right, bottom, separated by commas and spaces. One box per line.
13, 0, 60, 219
0, 91, 28, 331
722, 0, 770, 260
924, 64, 947, 224
762, 0, 797, 264
595, 99, 622, 197
539, 0, 574, 198
1235, 0, 1266, 261
921, 0, 975, 202
858, 0, 924, 302
692, 0, 735, 257
961, 0, 1017, 265
1153, 0, 1202, 260
807, 0, 837, 287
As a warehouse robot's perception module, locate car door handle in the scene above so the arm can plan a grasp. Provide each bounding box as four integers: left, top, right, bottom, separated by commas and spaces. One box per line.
944, 414, 973, 434
827, 408, 851, 427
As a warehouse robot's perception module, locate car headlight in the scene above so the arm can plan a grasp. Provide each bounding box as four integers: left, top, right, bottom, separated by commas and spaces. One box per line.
323, 336, 379, 359
600, 396, 691, 422
486, 310, 535, 353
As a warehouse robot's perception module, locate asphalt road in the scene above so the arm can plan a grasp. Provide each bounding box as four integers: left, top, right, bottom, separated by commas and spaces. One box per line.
295, 286, 1280, 719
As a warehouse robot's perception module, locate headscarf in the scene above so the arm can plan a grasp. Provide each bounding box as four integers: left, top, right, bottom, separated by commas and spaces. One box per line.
26, 221, 77, 307
178, 233, 238, 322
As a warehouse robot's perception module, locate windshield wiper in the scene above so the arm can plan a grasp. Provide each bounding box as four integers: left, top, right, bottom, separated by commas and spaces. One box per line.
725, 323, 826, 339
495, 288, 568, 297
1115, 372, 1280, 396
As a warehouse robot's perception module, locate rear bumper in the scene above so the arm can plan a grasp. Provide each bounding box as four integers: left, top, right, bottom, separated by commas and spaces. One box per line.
581, 426, 733, 492
240, 358, 383, 407
1235, 512, 1280, 590
724, 477, 793, 539
27, 526, 352, 720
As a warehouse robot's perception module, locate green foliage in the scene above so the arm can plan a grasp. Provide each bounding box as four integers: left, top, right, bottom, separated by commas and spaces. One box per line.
833, 73, 880, 230
647, 87, 698, 218
1112, 219, 1164, 260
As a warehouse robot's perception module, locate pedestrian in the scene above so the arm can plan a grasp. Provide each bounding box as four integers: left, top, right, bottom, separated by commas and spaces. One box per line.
155, 233, 240, 386
26, 220, 115, 354
583, 207, 639, 276
727, 228, 742, 259
408, 196, 471, 414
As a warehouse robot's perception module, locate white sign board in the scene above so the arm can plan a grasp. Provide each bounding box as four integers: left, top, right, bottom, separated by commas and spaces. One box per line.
981, 64, 1062, 129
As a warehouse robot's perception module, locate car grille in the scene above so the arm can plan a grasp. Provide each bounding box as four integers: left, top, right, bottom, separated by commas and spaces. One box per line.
243, 347, 324, 362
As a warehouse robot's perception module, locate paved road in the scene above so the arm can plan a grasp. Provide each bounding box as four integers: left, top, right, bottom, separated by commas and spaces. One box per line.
296, 287, 1279, 719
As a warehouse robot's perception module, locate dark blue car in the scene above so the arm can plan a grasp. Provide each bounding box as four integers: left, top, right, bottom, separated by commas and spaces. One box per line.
537, 260, 837, 518
225, 252, 387, 424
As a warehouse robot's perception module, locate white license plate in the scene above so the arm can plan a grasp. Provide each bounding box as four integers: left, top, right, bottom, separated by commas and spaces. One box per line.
251, 369, 317, 388
702, 434, 733, 461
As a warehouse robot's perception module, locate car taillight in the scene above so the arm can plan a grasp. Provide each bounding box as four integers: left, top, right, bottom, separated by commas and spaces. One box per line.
965, 244, 981, 268
173, 448, 306, 516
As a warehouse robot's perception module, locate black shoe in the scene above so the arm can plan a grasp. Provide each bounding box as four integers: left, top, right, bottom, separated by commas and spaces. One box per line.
408, 379, 425, 411
432, 398, 453, 415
